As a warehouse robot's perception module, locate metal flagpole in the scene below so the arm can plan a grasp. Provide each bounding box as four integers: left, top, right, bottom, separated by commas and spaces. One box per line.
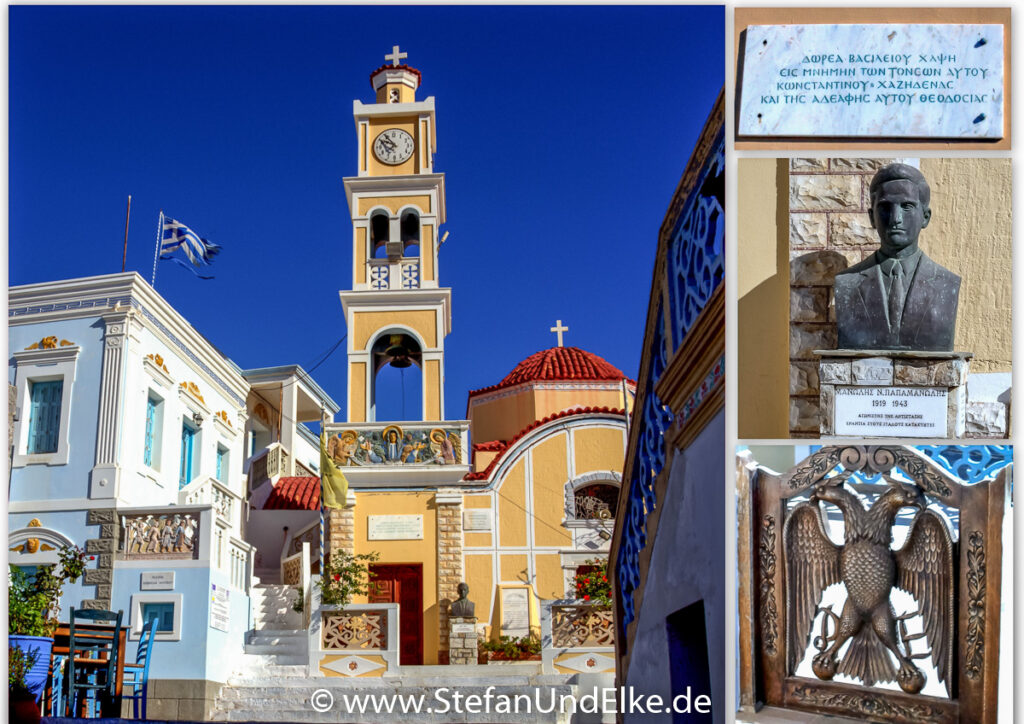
121, 195, 132, 273
320, 405, 327, 576
151, 211, 164, 287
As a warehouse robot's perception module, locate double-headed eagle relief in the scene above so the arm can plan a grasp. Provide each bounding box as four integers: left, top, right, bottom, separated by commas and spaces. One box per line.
787, 473, 953, 694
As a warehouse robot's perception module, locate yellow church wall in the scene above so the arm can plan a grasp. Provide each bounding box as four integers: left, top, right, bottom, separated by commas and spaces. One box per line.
424, 359, 441, 419
498, 459, 527, 547
468, 393, 536, 445
464, 553, 495, 633
531, 434, 572, 548
572, 427, 626, 476
357, 194, 433, 217
463, 495, 491, 509
355, 228, 367, 285
500, 554, 529, 584
736, 158, 789, 438
534, 554, 566, 600
532, 388, 629, 422
422, 224, 435, 282
919, 158, 1012, 372
463, 494, 492, 547
351, 491, 439, 664
473, 450, 499, 473
352, 310, 437, 350
365, 119, 420, 176
464, 533, 491, 547
375, 83, 416, 104
349, 362, 367, 423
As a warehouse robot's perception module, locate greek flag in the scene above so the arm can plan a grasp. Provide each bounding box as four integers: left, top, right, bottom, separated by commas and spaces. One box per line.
160, 216, 221, 279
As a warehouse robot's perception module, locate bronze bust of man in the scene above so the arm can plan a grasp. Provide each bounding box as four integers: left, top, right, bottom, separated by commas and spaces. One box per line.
450, 582, 474, 617
833, 163, 960, 351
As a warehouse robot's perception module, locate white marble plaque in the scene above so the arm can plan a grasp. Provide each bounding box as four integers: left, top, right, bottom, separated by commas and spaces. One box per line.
834, 386, 947, 437
500, 588, 530, 638
462, 509, 493, 532
140, 571, 175, 590
367, 514, 423, 540
738, 24, 1004, 138
209, 583, 230, 632
451, 623, 476, 634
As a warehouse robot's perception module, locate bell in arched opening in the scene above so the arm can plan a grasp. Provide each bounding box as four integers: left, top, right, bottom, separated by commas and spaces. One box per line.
373, 332, 422, 371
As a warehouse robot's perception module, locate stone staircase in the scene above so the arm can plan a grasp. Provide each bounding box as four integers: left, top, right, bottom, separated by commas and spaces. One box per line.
211, 584, 608, 723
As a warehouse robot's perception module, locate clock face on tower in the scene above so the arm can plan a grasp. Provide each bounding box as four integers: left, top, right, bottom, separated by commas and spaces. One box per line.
373, 128, 415, 165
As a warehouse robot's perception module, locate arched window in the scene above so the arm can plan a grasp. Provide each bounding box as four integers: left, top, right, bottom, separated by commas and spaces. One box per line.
370, 332, 423, 421
400, 210, 420, 258
370, 212, 390, 259
574, 483, 619, 520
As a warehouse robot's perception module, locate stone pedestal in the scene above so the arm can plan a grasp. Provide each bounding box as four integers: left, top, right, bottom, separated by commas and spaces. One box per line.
448, 616, 479, 666
815, 349, 971, 438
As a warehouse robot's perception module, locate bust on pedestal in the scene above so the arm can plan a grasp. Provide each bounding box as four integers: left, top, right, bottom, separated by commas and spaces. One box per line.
448, 582, 479, 665
818, 163, 969, 438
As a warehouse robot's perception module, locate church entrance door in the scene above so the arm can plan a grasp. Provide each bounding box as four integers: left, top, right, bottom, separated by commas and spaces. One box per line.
368, 563, 423, 665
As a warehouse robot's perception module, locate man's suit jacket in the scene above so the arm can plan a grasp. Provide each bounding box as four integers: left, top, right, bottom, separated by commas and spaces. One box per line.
833, 252, 960, 351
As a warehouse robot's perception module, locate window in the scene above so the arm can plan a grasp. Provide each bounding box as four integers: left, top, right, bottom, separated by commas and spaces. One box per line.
574, 484, 619, 520
216, 445, 228, 483
141, 602, 175, 632
144, 394, 164, 469
27, 380, 63, 454
129, 593, 183, 641
180, 422, 196, 488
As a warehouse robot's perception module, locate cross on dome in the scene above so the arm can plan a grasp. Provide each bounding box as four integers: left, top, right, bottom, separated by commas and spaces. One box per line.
385, 45, 408, 67
550, 320, 569, 347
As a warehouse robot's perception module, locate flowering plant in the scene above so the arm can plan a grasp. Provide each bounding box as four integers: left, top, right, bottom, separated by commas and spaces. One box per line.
317, 550, 380, 606
9, 544, 88, 637
572, 558, 612, 606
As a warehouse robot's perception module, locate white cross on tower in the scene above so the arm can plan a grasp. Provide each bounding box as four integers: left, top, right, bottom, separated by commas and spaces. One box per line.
385, 45, 408, 67
550, 320, 569, 348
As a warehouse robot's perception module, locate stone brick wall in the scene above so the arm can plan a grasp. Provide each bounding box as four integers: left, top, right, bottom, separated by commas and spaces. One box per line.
788, 158, 908, 437
448, 616, 479, 666
435, 493, 464, 661
325, 503, 355, 559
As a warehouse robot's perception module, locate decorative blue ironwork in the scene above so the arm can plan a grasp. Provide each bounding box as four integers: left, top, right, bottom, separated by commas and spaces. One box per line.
616, 304, 673, 638
812, 444, 1012, 485
668, 130, 725, 350
917, 445, 1012, 483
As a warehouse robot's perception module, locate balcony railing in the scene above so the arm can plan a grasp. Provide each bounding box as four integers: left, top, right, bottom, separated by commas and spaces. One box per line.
179, 477, 239, 526
367, 258, 420, 290
248, 443, 290, 490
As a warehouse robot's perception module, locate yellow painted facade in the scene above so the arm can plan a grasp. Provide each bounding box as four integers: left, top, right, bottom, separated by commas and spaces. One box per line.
467, 386, 630, 445
351, 310, 438, 351
364, 119, 421, 177
356, 195, 433, 217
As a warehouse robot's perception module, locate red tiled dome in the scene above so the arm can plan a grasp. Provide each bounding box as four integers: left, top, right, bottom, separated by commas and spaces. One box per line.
469, 347, 631, 397
264, 477, 320, 511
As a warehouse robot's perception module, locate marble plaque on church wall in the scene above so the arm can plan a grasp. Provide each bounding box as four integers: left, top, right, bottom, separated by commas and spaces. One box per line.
738, 24, 1004, 139
500, 588, 530, 638
463, 509, 493, 532
367, 515, 423, 540
834, 386, 947, 437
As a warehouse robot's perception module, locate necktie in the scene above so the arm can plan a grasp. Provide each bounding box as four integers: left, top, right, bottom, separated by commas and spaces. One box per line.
888, 259, 905, 335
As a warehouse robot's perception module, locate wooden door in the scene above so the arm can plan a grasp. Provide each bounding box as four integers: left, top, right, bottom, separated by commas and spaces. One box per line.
369, 564, 423, 665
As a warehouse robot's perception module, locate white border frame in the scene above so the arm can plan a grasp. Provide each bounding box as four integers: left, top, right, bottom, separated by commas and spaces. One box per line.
128, 592, 184, 641
11, 345, 80, 467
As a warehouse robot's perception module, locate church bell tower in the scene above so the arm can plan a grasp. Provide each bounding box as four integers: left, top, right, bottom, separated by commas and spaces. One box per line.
340, 46, 450, 423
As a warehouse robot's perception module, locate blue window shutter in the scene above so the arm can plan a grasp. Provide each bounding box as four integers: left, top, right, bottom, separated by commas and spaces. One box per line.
28, 380, 62, 454
144, 398, 156, 466
180, 425, 195, 488
216, 447, 226, 482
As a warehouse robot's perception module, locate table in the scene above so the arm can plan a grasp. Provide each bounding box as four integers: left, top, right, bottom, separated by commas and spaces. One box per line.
50, 622, 127, 717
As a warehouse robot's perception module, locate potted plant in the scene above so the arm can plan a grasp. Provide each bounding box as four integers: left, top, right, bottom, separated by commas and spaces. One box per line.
9, 645, 42, 724
317, 550, 379, 606
572, 558, 612, 606
9, 544, 88, 704
480, 633, 542, 663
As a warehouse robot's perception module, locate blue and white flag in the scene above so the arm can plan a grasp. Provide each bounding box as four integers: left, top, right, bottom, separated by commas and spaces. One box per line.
159, 216, 221, 279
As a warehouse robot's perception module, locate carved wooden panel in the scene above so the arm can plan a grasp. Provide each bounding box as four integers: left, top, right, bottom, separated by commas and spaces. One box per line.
322, 610, 386, 650
551, 605, 614, 648
748, 445, 1007, 724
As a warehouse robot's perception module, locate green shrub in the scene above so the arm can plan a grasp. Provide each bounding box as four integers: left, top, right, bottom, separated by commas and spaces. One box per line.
9, 545, 88, 637
480, 633, 541, 660
317, 550, 380, 607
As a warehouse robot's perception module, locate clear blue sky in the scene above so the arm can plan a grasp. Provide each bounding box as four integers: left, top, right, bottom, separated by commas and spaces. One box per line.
10, 5, 724, 424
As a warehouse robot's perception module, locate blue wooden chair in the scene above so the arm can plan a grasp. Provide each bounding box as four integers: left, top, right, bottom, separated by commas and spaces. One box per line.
65, 607, 123, 717
121, 617, 158, 719
48, 654, 67, 717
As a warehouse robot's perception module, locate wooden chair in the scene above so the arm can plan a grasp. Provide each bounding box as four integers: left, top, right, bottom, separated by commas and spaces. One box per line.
122, 618, 158, 719
65, 607, 123, 717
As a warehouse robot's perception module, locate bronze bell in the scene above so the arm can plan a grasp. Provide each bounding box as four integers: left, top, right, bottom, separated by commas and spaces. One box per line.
384, 334, 412, 368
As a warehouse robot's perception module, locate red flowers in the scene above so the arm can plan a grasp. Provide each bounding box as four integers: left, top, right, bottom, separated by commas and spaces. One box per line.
89, 556, 95, 561
333, 574, 341, 582
583, 595, 590, 601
